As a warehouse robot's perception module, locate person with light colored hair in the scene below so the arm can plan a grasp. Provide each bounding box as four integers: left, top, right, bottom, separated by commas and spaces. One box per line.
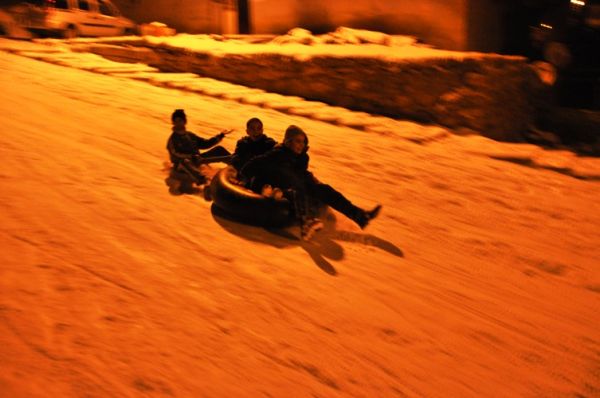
241, 125, 381, 239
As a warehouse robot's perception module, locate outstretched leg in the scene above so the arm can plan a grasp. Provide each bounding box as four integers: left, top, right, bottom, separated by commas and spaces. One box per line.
309, 183, 381, 229
198, 146, 232, 164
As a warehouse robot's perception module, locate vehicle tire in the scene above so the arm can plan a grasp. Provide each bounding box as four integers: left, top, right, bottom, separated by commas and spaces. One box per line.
63, 25, 78, 39
210, 166, 293, 227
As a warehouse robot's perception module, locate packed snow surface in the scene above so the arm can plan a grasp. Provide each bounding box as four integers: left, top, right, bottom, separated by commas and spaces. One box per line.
0, 43, 599, 398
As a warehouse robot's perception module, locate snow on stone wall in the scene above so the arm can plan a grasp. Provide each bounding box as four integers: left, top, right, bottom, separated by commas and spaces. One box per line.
84, 38, 542, 140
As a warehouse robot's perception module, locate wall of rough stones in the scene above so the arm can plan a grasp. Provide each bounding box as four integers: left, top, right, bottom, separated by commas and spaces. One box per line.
88, 42, 541, 141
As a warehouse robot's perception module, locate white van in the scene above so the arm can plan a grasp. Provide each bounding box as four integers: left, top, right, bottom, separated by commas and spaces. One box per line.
5, 0, 136, 38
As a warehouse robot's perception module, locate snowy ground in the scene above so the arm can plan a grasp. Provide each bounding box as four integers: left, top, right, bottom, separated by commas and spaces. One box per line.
0, 41, 599, 398
1, 38, 451, 145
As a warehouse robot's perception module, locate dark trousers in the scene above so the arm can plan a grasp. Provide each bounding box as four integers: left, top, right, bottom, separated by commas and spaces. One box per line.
197, 146, 231, 163
176, 160, 205, 185
176, 146, 232, 184
289, 182, 359, 220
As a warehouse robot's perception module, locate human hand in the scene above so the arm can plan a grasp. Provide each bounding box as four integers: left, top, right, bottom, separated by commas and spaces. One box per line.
220, 129, 234, 136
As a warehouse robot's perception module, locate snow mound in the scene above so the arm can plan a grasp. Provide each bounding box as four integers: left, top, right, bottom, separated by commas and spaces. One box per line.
270, 28, 318, 45
270, 27, 418, 47
139, 21, 176, 37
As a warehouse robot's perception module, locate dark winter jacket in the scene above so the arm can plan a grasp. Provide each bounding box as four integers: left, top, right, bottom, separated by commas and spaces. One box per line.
230, 134, 277, 171
240, 144, 316, 193
167, 130, 224, 165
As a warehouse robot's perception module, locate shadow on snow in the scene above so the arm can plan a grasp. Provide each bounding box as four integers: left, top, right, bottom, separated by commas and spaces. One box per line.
211, 204, 403, 276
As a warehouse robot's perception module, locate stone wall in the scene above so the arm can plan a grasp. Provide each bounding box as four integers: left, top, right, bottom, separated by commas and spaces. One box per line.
89, 42, 541, 141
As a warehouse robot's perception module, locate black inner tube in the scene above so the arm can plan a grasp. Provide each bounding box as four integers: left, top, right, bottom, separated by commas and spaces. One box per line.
209, 166, 293, 227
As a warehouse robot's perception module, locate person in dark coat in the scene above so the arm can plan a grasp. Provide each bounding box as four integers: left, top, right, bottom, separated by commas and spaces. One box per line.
230, 117, 277, 171
241, 125, 381, 236
166, 109, 232, 190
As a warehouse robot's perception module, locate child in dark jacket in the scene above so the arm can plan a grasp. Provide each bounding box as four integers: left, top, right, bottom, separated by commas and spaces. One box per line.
166, 109, 232, 190
230, 117, 277, 171
241, 125, 381, 237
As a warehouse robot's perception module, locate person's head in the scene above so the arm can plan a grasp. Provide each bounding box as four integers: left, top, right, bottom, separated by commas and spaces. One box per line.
246, 117, 263, 141
171, 109, 187, 132
283, 125, 308, 155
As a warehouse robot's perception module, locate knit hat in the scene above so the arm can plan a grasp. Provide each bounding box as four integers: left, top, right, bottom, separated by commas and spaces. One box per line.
171, 109, 187, 122
284, 125, 308, 146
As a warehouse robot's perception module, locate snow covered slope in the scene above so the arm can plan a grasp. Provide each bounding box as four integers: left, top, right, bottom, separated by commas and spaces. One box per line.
0, 48, 599, 398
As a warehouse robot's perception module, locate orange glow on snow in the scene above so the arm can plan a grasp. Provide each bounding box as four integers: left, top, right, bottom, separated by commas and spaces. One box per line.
0, 36, 599, 398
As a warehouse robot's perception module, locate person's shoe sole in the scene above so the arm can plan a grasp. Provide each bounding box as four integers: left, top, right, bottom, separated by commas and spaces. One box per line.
359, 204, 382, 229
301, 219, 324, 241
367, 205, 382, 220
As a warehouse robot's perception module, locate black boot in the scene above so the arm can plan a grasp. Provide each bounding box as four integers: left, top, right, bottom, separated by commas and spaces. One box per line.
352, 204, 382, 229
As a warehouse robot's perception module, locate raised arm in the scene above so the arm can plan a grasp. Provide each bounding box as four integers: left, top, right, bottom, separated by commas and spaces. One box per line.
194, 132, 225, 150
